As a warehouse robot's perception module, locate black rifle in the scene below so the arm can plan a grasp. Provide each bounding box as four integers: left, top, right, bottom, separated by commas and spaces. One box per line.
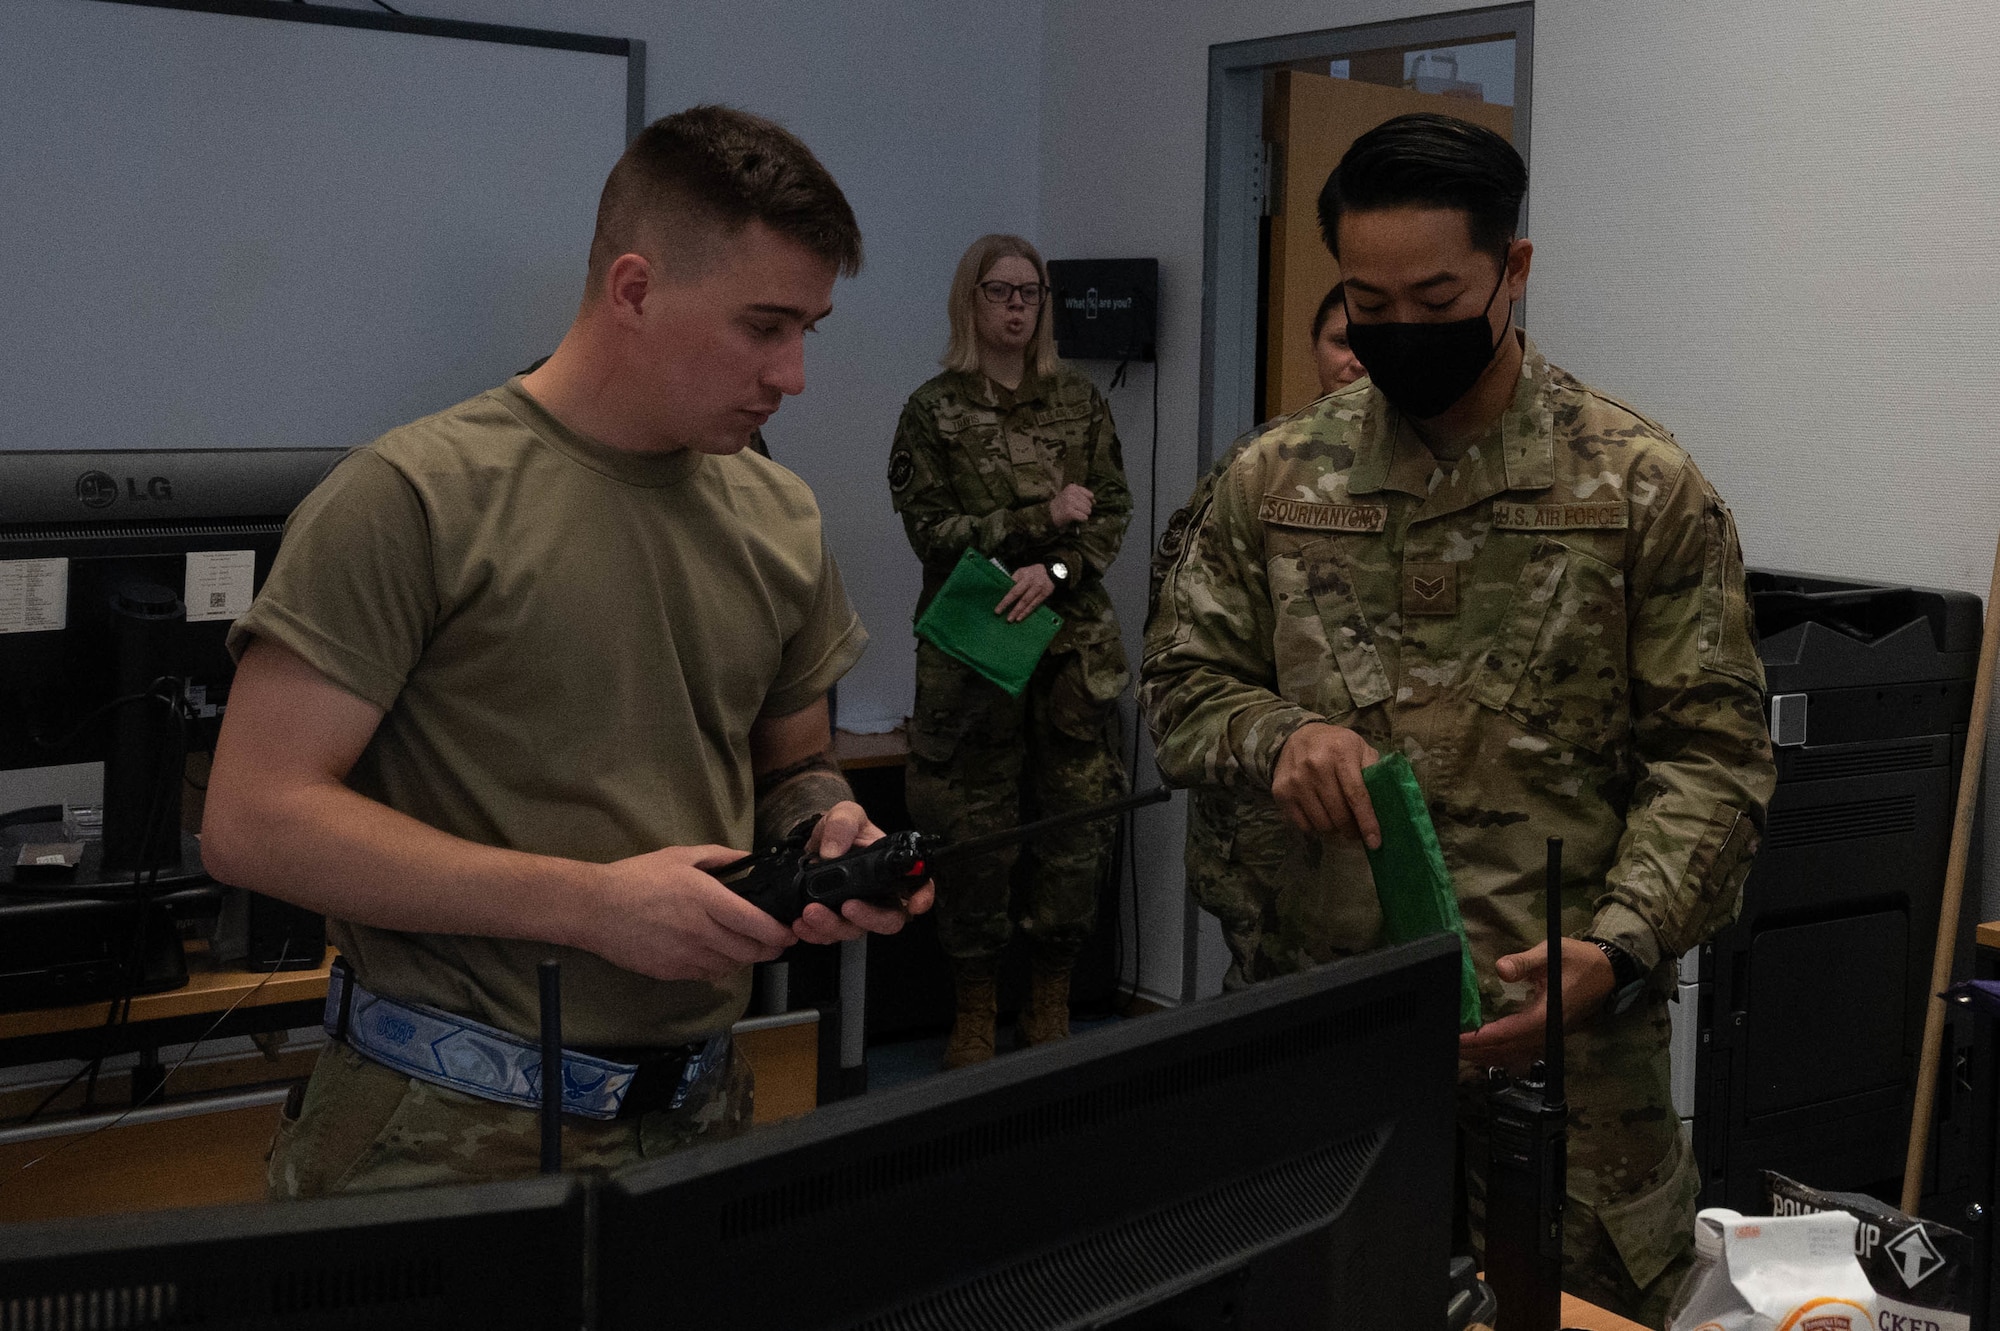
1484, 836, 1568, 1331
718, 786, 1169, 924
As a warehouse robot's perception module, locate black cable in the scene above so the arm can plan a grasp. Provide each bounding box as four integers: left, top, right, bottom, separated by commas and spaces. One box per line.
3, 940, 291, 1191
1124, 359, 1163, 1008
17, 679, 189, 1124
1105, 359, 1164, 1011
27, 689, 170, 754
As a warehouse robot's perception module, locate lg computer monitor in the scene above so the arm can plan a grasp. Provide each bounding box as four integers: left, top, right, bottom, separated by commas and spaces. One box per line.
0, 448, 344, 853
599, 932, 1463, 1330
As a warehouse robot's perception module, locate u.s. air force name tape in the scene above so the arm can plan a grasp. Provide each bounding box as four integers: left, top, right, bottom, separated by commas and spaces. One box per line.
1491, 501, 1628, 530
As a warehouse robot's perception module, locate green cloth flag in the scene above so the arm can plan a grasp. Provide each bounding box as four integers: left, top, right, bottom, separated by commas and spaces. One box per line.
914, 548, 1063, 697
1361, 751, 1483, 1032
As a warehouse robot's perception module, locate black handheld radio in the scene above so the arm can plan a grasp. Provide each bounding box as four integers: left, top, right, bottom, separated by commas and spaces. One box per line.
715, 786, 1169, 925
1483, 836, 1569, 1331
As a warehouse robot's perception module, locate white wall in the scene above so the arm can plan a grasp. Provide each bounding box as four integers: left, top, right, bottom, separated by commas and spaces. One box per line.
288, 0, 1047, 734
1042, 0, 2000, 997
1532, 0, 2000, 925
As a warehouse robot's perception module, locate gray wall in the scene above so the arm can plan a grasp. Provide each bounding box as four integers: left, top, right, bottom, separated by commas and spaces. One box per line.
16, 0, 1996, 998
376, 0, 1047, 735
2, 0, 626, 458
1042, 0, 2000, 999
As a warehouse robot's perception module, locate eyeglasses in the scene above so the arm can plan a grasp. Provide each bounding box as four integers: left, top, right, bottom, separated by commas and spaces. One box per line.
978, 280, 1046, 306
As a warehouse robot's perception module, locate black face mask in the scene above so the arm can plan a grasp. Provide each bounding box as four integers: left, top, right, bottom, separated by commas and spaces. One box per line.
1344, 268, 1511, 420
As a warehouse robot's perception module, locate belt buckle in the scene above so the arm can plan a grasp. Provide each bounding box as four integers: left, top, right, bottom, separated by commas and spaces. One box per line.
613, 1044, 700, 1119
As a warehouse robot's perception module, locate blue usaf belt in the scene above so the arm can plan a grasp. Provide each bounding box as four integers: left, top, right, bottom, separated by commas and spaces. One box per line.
324, 962, 728, 1122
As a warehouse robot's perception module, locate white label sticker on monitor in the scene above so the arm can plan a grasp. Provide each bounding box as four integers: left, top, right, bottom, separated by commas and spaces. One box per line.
184, 549, 256, 623
0, 558, 68, 634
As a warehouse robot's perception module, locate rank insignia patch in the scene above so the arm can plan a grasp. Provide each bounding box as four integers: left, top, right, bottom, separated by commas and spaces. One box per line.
1402, 560, 1458, 616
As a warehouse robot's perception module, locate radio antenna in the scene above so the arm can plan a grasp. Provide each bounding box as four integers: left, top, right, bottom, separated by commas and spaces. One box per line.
1544, 837, 1565, 1106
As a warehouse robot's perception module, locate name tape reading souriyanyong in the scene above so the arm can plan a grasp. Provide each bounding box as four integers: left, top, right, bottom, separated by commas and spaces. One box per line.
1257, 495, 1387, 532
1491, 501, 1628, 531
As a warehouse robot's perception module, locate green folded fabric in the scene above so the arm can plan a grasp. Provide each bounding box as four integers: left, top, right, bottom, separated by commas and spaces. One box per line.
914, 548, 1063, 697
1362, 751, 1483, 1032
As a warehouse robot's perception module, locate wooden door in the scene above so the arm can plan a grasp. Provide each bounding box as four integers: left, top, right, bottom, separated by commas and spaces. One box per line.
1263, 72, 1515, 420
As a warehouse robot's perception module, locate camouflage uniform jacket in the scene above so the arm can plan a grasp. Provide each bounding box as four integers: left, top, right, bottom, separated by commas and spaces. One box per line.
1141, 337, 1775, 983
891, 366, 1132, 699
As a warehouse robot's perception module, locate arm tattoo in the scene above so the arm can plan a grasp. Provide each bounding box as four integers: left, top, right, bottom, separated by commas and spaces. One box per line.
754, 750, 854, 847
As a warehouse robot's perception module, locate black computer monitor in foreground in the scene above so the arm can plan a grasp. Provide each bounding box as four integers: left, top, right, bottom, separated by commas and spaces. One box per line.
0, 1173, 588, 1329
0, 934, 1458, 1328
599, 932, 1462, 1330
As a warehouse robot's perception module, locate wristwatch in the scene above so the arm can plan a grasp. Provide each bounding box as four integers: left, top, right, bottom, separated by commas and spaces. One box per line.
1577, 935, 1647, 1015
1047, 559, 1073, 589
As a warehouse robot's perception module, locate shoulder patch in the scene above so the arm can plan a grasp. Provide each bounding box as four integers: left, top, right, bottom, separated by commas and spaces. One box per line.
1578, 386, 1677, 443
1492, 501, 1628, 531
888, 449, 915, 492
1257, 494, 1386, 532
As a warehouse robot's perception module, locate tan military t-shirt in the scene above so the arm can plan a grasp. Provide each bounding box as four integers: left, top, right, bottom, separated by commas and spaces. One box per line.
227, 379, 867, 1046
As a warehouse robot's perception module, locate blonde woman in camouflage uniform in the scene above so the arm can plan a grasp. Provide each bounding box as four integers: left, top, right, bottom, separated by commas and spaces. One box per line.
889, 234, 1131, 1069
1150, 285, 1364, 990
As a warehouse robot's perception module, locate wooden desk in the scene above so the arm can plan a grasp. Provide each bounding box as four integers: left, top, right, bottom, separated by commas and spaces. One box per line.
1977, 920, 1999, 951
0, 946, 822, 1222
0, 942, 333, 1044
1560, 1292, 1646, 1330
834, 725, 910, 771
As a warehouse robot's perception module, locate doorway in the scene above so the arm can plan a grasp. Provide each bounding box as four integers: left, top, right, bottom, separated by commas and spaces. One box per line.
1199, 6, 1533, 466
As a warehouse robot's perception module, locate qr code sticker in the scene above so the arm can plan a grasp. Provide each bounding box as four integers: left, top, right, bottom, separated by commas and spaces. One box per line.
210, 592, 227, 608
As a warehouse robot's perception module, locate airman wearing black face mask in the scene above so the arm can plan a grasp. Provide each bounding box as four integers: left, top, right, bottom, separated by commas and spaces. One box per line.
1142, 113, 1773, 1324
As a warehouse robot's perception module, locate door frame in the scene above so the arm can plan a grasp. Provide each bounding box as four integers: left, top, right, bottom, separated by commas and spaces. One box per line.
1198, 5, 1534, 474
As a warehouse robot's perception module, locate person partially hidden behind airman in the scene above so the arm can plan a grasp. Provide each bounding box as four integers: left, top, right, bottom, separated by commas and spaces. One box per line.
1149, 282, 1363, 991
1142, 114, 1774, 1324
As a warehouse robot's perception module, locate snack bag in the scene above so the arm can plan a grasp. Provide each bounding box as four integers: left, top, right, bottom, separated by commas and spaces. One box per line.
1765, 1173, 1973, 1331
1667, 1211, 1877, 1331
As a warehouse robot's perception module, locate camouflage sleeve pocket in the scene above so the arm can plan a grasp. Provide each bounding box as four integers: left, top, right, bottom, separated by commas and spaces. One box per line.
1266, 538, 1392, 720
1471, 538, 1631, 754
1662, 802, 1760, 954
1696, 504, 1764, 686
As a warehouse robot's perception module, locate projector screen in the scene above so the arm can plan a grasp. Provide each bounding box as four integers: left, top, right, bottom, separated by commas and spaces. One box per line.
0, 0, 641, 453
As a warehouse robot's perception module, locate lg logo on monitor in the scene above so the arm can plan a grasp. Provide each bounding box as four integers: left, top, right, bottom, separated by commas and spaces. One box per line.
75, 471, 174, 508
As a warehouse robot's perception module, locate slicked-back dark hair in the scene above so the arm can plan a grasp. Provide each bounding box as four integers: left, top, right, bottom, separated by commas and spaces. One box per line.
1317, 113, 1526, 260
586, 105, 862, 292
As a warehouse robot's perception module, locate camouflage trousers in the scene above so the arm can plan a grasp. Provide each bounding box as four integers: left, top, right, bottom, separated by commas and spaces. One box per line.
1182, 786, 1294, 991
266, 1038, 754, 1199
906, 642, 1126, 964
1460, 989, 1697, 1328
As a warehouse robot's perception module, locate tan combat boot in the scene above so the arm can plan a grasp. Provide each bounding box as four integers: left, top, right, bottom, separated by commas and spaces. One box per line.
1017, 962, 1072, 1047
942, 961, 998, 1069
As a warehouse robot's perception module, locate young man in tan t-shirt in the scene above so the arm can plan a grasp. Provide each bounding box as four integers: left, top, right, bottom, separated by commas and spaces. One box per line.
203, 107, 930, 1195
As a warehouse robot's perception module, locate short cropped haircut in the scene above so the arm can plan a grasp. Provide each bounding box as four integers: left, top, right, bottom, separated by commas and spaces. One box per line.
941, 234, 1061, 382
1310, 284, 1346, 340
1317, 113, 1526, 260
585, 105, 862, 294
